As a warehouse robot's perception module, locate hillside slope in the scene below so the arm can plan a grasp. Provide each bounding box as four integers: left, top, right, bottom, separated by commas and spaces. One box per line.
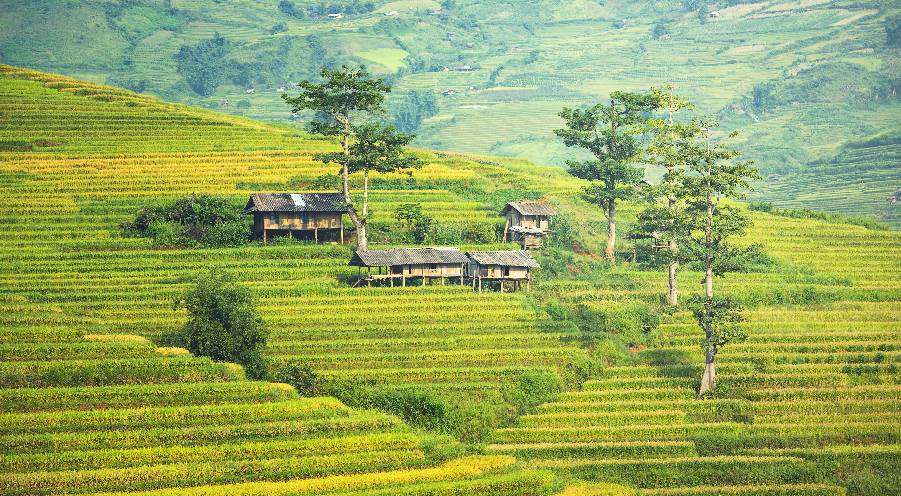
0, 65, 563, 496
1, 66, 899, 495
1, 0, 898, 222
753, 129, 901, 228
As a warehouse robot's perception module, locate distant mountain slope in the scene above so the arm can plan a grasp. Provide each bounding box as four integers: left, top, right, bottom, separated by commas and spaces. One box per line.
1, 2, 897, 195
754, 129, 901, 229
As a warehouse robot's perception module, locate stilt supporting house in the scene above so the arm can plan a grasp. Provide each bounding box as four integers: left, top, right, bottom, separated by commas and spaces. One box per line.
501, 201, 558, 249
465, 250, 539, 293
350, 248, 469, 287
244, 192, 348, 244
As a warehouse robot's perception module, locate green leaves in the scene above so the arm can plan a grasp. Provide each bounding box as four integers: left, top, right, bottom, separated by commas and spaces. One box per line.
556, 92, 653, 247
556, 92, 656, 163
689, 295, 748, 353
346, 123, 423, 175
177, 271, 267, 379
283, 65, 390, 132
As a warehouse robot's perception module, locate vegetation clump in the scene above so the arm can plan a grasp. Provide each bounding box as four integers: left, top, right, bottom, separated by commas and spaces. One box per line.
122, 194, 247, 248
174, 271, 268, 378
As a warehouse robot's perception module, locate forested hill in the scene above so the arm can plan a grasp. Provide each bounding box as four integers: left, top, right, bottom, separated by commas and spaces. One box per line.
1, 0, 899, 225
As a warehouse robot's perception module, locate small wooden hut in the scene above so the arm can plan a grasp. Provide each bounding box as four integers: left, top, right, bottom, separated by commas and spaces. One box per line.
501, 201, 557, 248
350, 248, 469, 286
466, 250, 539, 292
244, 193, 348, 243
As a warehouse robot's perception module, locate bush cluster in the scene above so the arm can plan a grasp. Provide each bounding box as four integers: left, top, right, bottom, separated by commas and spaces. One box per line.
122, 194, 248, 248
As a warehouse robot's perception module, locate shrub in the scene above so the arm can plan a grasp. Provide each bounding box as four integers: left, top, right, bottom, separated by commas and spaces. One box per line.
175, 271, 267, 378
147, 220, 189, 248
460, 221, 495, 243
504, 370, 562, 415
122, 194, 248, 248
204, 220, 252, 248
576, 302, 660, 349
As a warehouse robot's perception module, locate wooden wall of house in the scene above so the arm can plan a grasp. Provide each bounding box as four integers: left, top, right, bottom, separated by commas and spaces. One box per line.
259, 212, 342, 230
466, 263, 531, 279
522, 233, 543, 248
507, 212, 550, 232
394, 263, 463, 277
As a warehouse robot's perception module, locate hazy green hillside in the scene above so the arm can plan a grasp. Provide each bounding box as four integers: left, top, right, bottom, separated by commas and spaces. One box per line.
1, 0, 898, 225
753, 129, 901, 229
1, 65, 900, 495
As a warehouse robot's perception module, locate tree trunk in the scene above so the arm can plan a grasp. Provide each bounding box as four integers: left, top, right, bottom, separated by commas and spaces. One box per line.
362, 169, 369, 220
699, 188, 715, 395
605, 201, 616, 262
667, 196, 679, 306
340, 119, 367, 251
667, 240, 678, 306
698, 348, 716, 396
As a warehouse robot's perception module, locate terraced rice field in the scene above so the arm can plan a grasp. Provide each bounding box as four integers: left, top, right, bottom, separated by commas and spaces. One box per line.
754, 133, 901, 229
0, 65, 567, 494
490, 215, 901, 494
1, 65, 899, 494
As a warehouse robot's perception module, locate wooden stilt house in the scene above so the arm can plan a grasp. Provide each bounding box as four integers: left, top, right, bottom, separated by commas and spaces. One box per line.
350, 248, 469, 286
244, 193, 348, 243
466, 250, 539, 292
501, 201, 557, 248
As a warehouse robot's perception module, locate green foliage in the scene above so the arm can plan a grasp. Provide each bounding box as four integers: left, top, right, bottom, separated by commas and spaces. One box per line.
575, 302, 660, 355
393, 90, 439, 133
651, 22, 670, 40
176, 33, 231, 97
270, 22, 288, 35
147, 220, 188, 248
885, 15, 901, 47
277, 0, 304, 19
175, 271, 268, 379
394, 202, 435, 243
504, 370, 562, 416
122, 194, 247, 248
284, 65, 390, 138
340, 124, 423, 177
681, 121, 761, 278
688, 295, 747, 355
556, 91, 658, 259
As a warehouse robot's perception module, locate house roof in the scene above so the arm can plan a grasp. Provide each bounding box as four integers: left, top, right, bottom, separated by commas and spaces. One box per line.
502, 201, 558, 216
244, 193, 347, 214
351, 248, 469, 267
466, 250, 539, 268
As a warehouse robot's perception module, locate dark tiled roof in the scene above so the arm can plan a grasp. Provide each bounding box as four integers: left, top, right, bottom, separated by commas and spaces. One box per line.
501, 201, 558, 216
351, 248, 469, 267
244, 193, 347, 214
466, 250, 540, 268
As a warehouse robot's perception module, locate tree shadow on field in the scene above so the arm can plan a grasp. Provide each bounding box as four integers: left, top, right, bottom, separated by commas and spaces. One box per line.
640, 348, 702, 380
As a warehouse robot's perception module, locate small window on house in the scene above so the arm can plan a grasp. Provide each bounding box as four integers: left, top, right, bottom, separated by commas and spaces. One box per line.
430, 264, 437, 270
268, 212, 278, 223
301, 213, 309, 225
503, 266, 510, 277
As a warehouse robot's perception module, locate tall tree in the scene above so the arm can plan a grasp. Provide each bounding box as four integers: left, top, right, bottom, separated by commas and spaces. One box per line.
555, 92, 657, 261
283, 65, 390, 250
316, 123, 422, 242
681, 120, 760, 395
635, 85, 697, 306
